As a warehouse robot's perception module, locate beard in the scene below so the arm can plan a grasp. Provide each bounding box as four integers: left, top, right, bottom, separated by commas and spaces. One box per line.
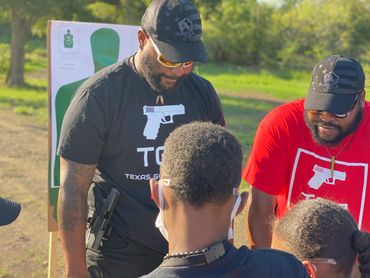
140, 52, 187, 96
304, 107, 362, 146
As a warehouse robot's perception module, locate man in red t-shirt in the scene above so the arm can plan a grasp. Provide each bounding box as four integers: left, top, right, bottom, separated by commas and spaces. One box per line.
243, 55, 370, 249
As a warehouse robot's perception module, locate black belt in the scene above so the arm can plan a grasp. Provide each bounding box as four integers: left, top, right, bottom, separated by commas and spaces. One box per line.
161, 240, 231, 267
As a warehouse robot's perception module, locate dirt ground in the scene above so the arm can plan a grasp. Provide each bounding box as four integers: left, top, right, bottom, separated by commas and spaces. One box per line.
0, 107, 64, 277
0, 107, 247, 277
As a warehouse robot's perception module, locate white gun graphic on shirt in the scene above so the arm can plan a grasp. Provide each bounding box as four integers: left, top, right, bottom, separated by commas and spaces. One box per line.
308, 164, 346, 190
143, 105, 185, 140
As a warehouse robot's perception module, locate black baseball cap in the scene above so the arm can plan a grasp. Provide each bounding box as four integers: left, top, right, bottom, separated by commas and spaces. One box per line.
304, 55, 365, 114
0, 197, 21, 226
141, 0, 206, 63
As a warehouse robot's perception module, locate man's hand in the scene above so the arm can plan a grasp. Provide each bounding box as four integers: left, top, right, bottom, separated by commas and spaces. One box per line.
58, 157, 96, 277
245, 187, 276, 249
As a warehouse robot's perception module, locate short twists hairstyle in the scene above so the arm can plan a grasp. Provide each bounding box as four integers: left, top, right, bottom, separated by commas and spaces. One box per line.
160, 122, 242, 207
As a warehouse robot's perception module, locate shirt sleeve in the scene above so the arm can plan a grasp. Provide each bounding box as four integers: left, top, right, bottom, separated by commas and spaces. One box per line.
57, 83, 111, 165
242, 107, 292, 195
206, 81, 226, 127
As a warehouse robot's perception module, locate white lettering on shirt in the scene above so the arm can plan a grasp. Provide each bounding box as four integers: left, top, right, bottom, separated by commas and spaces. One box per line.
124, 173, 161, 180
137, 146, 164, 167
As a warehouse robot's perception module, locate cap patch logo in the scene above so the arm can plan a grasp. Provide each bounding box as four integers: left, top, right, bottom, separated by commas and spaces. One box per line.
323, 71, 339, 90
177, 18, 194, 38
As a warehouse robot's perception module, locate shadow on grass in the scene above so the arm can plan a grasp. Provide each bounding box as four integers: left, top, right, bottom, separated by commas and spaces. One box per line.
2, 80, 47, 91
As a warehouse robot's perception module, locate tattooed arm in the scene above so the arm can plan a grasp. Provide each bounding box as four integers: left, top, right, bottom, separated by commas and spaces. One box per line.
58, 157, 97, 278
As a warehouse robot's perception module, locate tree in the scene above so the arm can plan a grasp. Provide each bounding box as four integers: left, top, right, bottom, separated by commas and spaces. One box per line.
274, 0, 370, 66
119, 0, 151, 25
0, 0, 90, 87
0, 0, 56, 86
202, 0, 274, 66
0, 1, 32, 86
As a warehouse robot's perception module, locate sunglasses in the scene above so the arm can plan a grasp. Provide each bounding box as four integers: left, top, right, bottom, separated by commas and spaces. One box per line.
307, 94, 361, 119
149, 37, 193, 68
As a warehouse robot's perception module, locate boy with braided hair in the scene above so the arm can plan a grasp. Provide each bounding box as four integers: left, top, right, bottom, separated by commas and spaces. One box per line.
272, 198, 370, 278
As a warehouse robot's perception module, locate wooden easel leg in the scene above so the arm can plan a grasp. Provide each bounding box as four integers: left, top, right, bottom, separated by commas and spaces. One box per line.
48, 231, 58, 278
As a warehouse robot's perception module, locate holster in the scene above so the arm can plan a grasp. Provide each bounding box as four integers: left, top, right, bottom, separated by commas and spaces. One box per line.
85, 188, 120, 251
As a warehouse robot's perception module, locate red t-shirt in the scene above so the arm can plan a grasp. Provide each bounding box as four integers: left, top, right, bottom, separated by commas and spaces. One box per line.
243, 99, 370, 231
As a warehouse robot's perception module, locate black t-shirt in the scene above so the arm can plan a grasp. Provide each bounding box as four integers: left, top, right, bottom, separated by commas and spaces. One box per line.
141, 244, 309, 278
58, 57, 225, 255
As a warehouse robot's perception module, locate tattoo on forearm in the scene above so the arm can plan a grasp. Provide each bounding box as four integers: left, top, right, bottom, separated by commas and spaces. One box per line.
59, 161, 96, 232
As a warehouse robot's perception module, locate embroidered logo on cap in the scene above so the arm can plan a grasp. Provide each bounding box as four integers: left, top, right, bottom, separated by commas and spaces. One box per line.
322, 71, 339, 90
177, 18, 194, 38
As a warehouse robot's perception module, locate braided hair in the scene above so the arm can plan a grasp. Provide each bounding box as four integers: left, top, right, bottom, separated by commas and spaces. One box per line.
273, 199, 370, 277
353, 230, 370, 276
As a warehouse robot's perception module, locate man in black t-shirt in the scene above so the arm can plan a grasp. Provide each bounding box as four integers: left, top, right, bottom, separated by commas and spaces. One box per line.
57, 0, 225, 277
142, 122, 309, 278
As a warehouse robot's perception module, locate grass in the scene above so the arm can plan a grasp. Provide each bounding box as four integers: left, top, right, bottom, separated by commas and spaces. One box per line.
24, 39, 47, 73
0, 39, 48, 123
196, 63, 310, 100
218, 94, 283, 191
0, 267, 8, 276
220, 94, 282, 154
195, 63, 309, 159
0, 75, 48, 123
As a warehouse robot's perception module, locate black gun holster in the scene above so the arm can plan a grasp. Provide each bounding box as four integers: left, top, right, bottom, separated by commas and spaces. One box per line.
85, 188, 120, 251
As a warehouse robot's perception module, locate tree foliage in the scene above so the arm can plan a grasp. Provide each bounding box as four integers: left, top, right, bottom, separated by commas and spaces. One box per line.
119, 0, 151, 25
274, 0, 370, 66
0, 0, 102, 86
202, 0, 275, 66
2, 0, 370, 86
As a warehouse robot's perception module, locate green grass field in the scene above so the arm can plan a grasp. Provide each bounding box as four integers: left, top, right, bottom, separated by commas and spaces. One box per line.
197, 63, 311, 100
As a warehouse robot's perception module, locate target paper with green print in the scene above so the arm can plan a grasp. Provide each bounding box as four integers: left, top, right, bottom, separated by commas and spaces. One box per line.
48, 20, 139, 231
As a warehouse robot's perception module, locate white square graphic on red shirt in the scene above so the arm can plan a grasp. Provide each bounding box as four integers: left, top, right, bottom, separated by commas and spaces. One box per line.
286, 148, 368, 229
